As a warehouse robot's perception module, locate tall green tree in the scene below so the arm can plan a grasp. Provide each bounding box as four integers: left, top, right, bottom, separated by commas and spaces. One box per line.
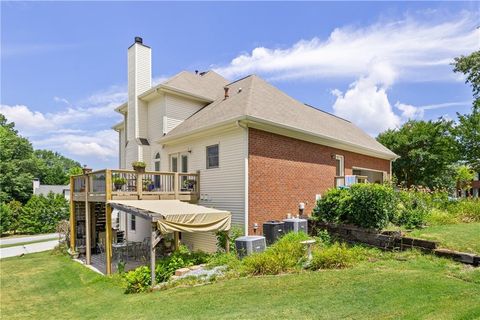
453, 51, 480, 171
377, 119, 459, 189
34, 150, 81, 185
453, 50, 479, 108
0, 114, 37, 203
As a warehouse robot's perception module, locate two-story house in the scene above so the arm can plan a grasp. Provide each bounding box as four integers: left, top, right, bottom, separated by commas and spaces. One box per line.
109, 37, 397, 253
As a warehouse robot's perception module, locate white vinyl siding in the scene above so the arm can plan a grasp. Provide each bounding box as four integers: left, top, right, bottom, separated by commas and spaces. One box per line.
164, 94, 204, 134
162, 127, 246, 252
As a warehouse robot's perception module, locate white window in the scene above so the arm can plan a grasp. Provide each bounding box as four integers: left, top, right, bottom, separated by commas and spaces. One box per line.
206, 144, 219, 169
130, 215, 136, 231
154, 152, 161, 171
335, 155, 344, 177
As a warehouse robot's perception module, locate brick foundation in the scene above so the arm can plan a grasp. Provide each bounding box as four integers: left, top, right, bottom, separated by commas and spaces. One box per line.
248, 128, 391, 235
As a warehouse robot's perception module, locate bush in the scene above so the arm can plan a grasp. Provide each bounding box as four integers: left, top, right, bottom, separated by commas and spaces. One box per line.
242, 232, 309, 275
447, 199, 480, 223
207, 252, 241, 270
395, 190, 430, 229
312, 184, 396, 230
0, 203, 13, 235
346, 184, 397, 229
309, 243, 374, 270
155, 245, 210, 283
215, 226, 243, 253
312, 188, 349, 223
124, 266, 151, 294
19, 193, 69, 234
426, 208, 459, 225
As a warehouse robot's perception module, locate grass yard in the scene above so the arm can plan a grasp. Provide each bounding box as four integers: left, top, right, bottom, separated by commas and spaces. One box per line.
409, 223, 480, 254
1, 251, 479, 319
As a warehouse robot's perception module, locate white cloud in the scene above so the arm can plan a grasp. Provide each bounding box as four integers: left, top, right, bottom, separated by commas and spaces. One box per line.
32, 130, 118, 161
0, 104, 55, 135
395, 102, 424, 119
214, 11, 479, 82
331, 68, 401, 135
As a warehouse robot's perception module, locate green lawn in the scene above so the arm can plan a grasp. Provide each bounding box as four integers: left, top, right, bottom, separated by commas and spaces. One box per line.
1, 251, 479, 319
409, 223, 480, 254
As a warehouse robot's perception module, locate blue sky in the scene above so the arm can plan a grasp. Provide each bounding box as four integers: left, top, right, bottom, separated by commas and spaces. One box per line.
1, 1, 478, 169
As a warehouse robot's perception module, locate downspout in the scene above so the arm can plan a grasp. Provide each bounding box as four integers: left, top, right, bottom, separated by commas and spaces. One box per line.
236, 120, 249, 236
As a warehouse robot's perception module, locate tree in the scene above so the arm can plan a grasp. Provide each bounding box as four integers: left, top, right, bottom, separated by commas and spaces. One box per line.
452, 51, 480, 171
19, 193, 69, 234
455, 107, 480, 171
0, 114, 37, 203
377, 119, 459, 189
33, 150, 81, 185
68, 166, 83, 176
456, 165, 475, 194
453, 50, 480, 108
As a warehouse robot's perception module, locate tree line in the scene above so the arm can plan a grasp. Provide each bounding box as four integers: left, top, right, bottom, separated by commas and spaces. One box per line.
0, 115, 83, 235
377, 51, 479, 191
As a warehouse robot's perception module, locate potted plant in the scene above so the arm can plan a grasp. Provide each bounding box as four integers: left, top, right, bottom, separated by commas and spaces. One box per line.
113, 176, 127, 191
132, 161, 146, 173
183, 179, 196, 191
142, 178, 154, 191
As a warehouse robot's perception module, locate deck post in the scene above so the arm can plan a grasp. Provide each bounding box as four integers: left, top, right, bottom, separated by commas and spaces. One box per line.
174, 172, 179, 200
174, 231, 180, 251
196, 170, 201, 201
137, 172, 143, 200
150, 226, 156, 286
85, 176, 91, 265
225, 232, 230, 254
105, 169, 112, 275
69, 175, 76, 252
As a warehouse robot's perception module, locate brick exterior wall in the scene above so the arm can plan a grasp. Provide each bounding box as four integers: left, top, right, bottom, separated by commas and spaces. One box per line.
248, 128, 391, 235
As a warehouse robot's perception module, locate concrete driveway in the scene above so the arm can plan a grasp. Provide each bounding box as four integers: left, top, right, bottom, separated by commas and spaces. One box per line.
0, 233, 60, 259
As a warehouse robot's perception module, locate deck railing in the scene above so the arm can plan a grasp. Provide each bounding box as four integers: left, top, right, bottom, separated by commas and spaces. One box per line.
71, 169, 200, 202
334, 175, 368, 188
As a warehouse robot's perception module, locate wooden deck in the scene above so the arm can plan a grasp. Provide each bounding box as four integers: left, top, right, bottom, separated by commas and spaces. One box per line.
71, 169, 200, 203
69, 168, 200, 275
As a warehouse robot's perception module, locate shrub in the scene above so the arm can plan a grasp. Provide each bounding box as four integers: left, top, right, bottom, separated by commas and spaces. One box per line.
426, 208, 459, 225
155, 245, 210, 283
207, 252, 241, 270
312, 188, 349, 223
309, 243, 374, 270
312, 184, 396, 230
346, 184, 397, 230
242, 232, 309, 275
124, 266, 151, 294
0, 203, 13, 235
215, 226, 243, 253
447, 199, 480, 223
395, 190, 430, 229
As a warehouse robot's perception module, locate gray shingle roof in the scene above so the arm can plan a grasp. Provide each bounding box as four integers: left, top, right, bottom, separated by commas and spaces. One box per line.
161, 74, 397, 159
161, 71, 229, 101
34, 185, 69, 196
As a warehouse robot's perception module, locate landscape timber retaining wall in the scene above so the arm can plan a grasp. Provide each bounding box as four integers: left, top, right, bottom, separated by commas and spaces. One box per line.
308, 220, 479, 266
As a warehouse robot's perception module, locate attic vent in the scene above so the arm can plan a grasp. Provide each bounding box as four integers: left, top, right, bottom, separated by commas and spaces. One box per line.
137, 138, 150, 146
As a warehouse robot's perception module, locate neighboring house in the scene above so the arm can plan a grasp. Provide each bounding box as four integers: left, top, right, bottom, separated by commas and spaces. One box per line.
457, 172, 480, 198
33, 178, 70, 200
111, 37, 397, 252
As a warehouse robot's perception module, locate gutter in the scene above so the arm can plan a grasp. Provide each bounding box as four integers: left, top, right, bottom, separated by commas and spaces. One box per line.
160, 116, 398, 161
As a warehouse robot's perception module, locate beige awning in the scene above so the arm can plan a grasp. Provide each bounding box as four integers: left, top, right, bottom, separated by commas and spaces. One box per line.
108, 200, 231, 234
